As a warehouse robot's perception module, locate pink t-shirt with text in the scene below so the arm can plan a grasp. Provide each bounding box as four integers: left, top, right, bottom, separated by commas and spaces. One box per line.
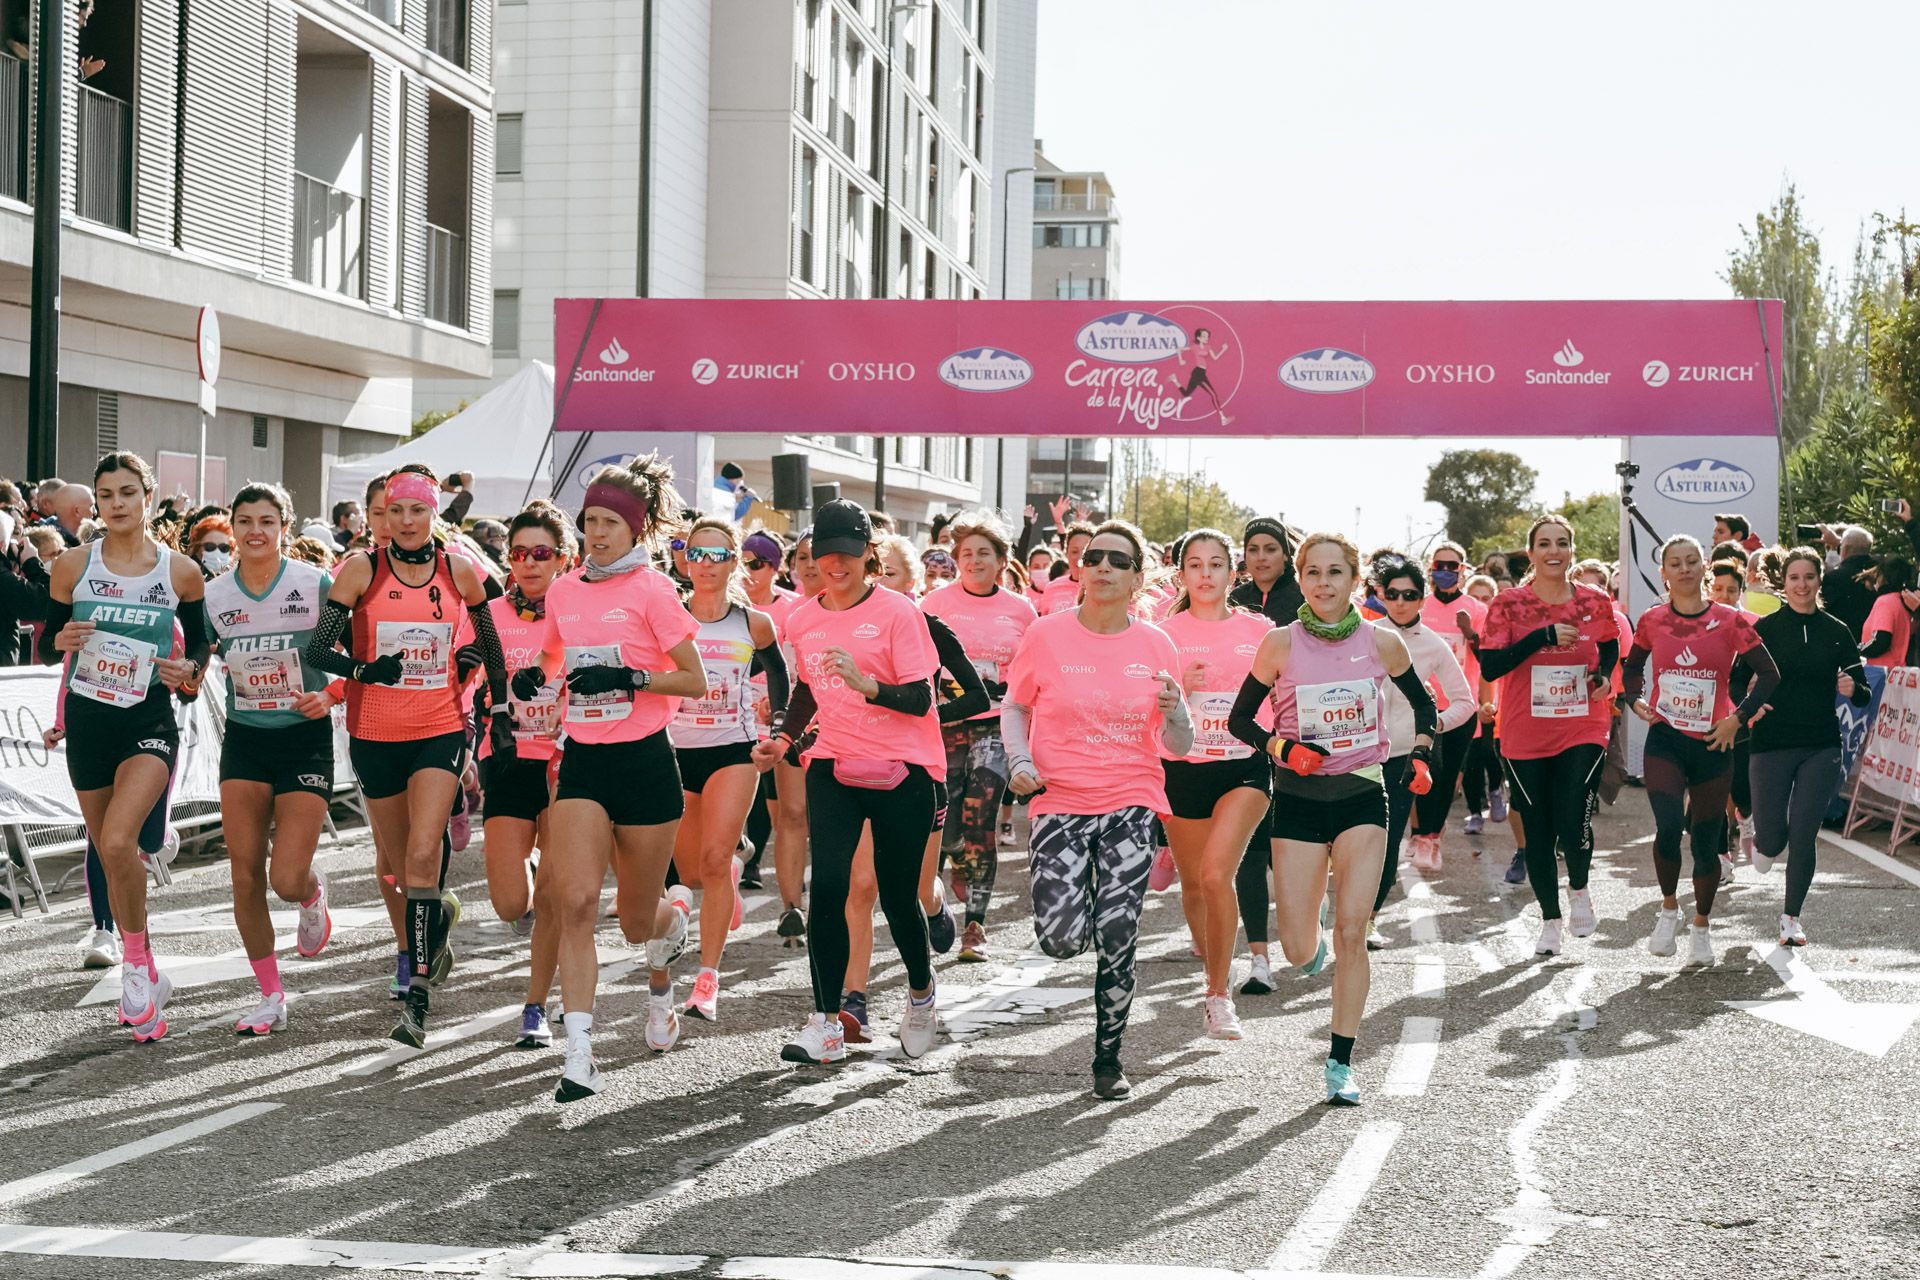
1157, 608, 1275, 762
481, 594, 566, 761
541, 566, 699, 745
788, 586, 945, 772
920, 582, 1039, 718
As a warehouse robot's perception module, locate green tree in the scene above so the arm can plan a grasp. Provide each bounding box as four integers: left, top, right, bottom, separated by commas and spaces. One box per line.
1122, 469, 1254, 544
409, 400, 468, 441
1423, 449, 1537, 550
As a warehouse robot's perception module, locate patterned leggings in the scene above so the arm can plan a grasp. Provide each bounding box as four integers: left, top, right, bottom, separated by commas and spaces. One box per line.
942, 719, 1010, 924
1029, 807, 1157, 1066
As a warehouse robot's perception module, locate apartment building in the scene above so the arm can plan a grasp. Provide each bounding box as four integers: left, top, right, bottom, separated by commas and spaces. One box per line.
0, 0, 495, 516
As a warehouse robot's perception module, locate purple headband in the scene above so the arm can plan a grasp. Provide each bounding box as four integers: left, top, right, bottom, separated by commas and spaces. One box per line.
583, 483, 651, 538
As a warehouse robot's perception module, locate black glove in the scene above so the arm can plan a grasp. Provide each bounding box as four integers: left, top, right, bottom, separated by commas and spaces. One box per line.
511, 665, 549, 702
455, 644, 484, 683
487, 708, 517, 763
357, 653, 404, 685
566, 663, 635, 697
985, 679, 1009, 701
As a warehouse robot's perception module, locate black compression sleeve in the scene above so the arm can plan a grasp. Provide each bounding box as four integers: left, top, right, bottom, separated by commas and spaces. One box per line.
1391, 664, 1437, 740
304, 600, 360, 678
37, 596, 71, 665
777, 678, 817, 740
482, 574, 504, 601
1734, 644, 1781, 724
1475, 626, 1556, 680
1227, 673, 1274, 755
466, 599, 509, 709
177, 596, 212, 671
1621, 642, 1652, 704
1595, 638, 1618, 684
755, 643, 791, 715
928, 613, 989, 723
1862, 629, 1893, 659
867, 677, 935, 717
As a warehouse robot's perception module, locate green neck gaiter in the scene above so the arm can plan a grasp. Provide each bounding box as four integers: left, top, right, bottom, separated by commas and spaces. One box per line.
1297, 601, 1363, 643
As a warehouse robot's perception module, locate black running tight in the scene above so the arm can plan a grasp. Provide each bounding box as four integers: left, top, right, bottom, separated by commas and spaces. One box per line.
1462, 724, 1502, 814
1749, 745, 1841, 918
804, 760, 935, 1015
1642, 723, 1731, 916
1502, 744, 1604, 921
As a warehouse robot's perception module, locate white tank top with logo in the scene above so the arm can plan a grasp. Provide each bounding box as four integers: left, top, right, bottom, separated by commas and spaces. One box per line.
672, 604, 759, 749
66, 542, 180, 709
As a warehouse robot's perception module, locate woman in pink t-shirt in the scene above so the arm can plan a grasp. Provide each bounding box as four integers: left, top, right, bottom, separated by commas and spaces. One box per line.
1003, 519, 1194, 1100
1859, 561, 1916, 670
1157, 529, 1274, 1039
508, 458, 707, 1103
755, 500, 946, 1067
1225, 533, 1437, 1107
761, 531, 822, 942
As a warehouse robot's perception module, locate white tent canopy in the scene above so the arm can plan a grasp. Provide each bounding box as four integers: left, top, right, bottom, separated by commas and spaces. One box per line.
327, 361, 555, 520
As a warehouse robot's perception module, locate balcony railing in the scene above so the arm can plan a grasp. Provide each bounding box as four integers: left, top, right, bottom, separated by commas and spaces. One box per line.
426, 0, 468, 67
0, 54, 23, 202
425, 222, 468, 329
345, 0, 399, 25
1033, 191, 1115, 216
76, 83, 131, 230
293, 172, 365, 300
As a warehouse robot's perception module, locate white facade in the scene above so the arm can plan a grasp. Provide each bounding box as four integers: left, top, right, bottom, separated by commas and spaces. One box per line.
0, 0, 495, 518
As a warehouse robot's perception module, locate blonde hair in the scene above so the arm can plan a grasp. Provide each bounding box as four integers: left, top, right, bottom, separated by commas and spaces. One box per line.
1295, 531, 1361, 580
875, 534, 923, 594
946, 509, 1012, 563
684, 516, 752, 606
1465, 572, 1499, 598
287, 535, 335, 569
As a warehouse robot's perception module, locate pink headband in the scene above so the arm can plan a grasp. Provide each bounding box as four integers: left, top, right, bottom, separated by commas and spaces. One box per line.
583, 483, 651, 538
386, 473, 438, 507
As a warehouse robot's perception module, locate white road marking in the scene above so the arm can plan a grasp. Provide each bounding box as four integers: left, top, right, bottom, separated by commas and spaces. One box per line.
1401, 875, 1441, 945
1267, 1121, 1403, 1272
1411, 957, 1446, 998
1724, 944, 1920, 1058
0, 1102, 282, 1208
1818, 828, 1920, 889
1381, 1016, 1443, 1096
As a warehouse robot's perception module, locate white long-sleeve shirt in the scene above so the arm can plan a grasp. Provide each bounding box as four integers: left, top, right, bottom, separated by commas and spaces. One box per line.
1386, 621, 1477, 755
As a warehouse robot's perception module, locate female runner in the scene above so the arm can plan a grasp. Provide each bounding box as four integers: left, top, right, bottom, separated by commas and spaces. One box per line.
769, 531, 822, 945
40, 451, 210, 1042
1226, 532, 1436, 1105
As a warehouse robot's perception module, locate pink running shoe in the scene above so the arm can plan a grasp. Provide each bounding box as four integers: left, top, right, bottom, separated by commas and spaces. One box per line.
729, 856, 745, 932
1148, 846, 1178, 893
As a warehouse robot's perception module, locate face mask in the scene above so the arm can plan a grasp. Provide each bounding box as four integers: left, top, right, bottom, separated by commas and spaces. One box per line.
1430, 568, 1461, 591
200, 548, 231, 574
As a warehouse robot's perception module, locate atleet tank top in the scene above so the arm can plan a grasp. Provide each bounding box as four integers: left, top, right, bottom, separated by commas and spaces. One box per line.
66, 541, 180, 709
206, 559, 334, 728
1268, 620, 1390, 776
346, 547, 470, 742
673, 604, 760, 749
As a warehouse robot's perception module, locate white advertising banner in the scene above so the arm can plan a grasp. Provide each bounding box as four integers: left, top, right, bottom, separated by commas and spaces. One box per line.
1619, 432, 1780, 623
1858, 666, 1920, 808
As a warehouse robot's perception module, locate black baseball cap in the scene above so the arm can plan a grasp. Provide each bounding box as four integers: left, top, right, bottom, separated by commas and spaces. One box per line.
811, 499, 874, 558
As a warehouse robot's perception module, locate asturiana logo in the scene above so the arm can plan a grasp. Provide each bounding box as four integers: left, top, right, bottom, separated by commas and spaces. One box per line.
939, 347, 1034, 392
1652, 458, 1756, 505
1074, 312, 1187, 364
1280, 348, 1376, 394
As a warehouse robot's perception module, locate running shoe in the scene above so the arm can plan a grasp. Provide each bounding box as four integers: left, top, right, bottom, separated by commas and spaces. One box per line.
1504, 848, 1528, 885
1324, 1058, 1361, 1106
511, 906, 536, 937
389, 951, 411, 999
391, 988, 428, 1049
926, 902, 957, 955
234, 992, 287, 1036
1488, 786, 1508, 823
1567, 888, 1597, 938
1240, 954, 1274, 996
1203, 995, 1243, 1041
137, 825, 180, 875
738, 863, 764, 890
1686, 922, 1715, 966
999, 821, 1015, 845
781, 1012, 848, 1065
429, 889, 461, 985
1092, 1058, 1131, 1100
1365, 917, 1386, 951
1463, 812, 1485, 836
117, 965, 172, 1043
1148, 846, 1178, 892
729, 856, 745, 932
555, 1038, 602, 1102
1779, 914, 1808, 947
1751, 846, 1779, 876
515, 1003, 553, 1049
82, 928, 121, 970
296, 871, 332, 958
1739, 816, 1757, 861
684, 969, 721, 1022
777, 905, 807, 949
958, 920, 989, 963
838, 990, 871, 1044
1300, 931, 1330, 977
648, 885, 693, 971
1535, 918, 1564, 956
899, 984, 938, 1059
1718, 852, 1736, 883
449, 806, 471, 854
645, 992, 681, 1052
1648, 907, 1680, 957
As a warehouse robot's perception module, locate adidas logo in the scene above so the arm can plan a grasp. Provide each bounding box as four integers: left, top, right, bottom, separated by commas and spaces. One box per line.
1674, 645, 1699, 666
286, 588, 303, 601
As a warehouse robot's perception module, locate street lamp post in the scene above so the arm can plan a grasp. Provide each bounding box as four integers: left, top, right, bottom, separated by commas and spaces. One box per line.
873, 2, 924, 515
996, 163, 1035, 511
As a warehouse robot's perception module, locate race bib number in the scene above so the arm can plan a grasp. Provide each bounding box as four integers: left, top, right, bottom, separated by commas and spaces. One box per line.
678, 668, 741, 729
1443, 631, 1470, 670
1656, 671, 1716, 734
230, 647, 303, 713
1530, 665, 1588, 718
71, 631, 157, 708
1295, 679, 1380, 753
511, 679, 563, 740
564, 645, 632, 723
1187, 690, 1251, 759
375, 621, 452, 690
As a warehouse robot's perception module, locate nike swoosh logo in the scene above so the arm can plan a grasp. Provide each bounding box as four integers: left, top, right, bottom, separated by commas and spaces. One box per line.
1349, 655, 1367, 662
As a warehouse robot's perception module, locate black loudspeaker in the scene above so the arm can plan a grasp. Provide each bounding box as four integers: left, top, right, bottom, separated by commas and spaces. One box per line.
771, 453, 812, 510
811, 482, 841, 509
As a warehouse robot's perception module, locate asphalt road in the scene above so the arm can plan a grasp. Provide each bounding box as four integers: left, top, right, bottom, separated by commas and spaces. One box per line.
2, 787, 1917, 1280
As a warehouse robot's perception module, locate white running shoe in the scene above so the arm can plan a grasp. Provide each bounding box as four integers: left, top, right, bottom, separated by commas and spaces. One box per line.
234, 992, 288, 1036
82, 928, 121, 970
1718, 852, 1736, 883
1535, 918, 1564, 956
781, 1011, 848, 1064
1687, 922, 1715, 966
1567, 889, 1597, 938
1739, 817, 1756, 860
1239, 953, 1274, 996
647, 885, 693, 971
1203, 994, 1243, 1040
899, 985, 938, 1059
296, 871, 332, 958
555, 1038, 603, 1103
117, 966, 172, 1042
1648, 907, 1680, 957
1751, 846, 1779, 875
645, 991, 681, 1052
1779, 914, 1808, 947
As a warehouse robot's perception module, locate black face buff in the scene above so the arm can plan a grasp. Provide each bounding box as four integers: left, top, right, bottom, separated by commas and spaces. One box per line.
391, 540, 436, 565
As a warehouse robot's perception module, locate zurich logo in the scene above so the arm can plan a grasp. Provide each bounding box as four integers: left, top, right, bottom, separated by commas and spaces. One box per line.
1280, 348, 1376, 394
1652, 458, 1755, 505
599, 337, 630, 366
1074, 312, 1186, 364
939, 347, 1034, 393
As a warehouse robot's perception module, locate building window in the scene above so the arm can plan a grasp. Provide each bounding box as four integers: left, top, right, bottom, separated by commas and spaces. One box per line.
493, 290, 520, 356
96, 391, 119, 453
496, 113, 523, 176
796, 146, 817, 284
1034, 222, 1106, 249
1056, 277, 1105, 300
252, 415, 269, 449
799, 0, 822, 122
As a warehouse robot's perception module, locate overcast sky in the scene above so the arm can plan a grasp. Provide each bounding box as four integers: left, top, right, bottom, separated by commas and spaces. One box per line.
1032, 0, 1918, 548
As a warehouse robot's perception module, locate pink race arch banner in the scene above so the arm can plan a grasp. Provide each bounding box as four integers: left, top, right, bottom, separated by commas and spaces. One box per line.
552, 298, 1783, 439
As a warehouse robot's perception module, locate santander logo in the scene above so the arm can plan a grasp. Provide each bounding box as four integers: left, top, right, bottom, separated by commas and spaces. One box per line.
1552, 340, 1584, 368
599, 337, 630, 366
1674, 645, 1699, 666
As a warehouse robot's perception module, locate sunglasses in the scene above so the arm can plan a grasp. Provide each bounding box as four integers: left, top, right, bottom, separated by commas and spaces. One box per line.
686, 545, 736, 564
200, 543, 232, 554
509, 545, 562, 563
1430, 560, 1462, 571
745, 557, 772, 571
1082, 548, 1138, 571
1382, 587, 1424, 602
